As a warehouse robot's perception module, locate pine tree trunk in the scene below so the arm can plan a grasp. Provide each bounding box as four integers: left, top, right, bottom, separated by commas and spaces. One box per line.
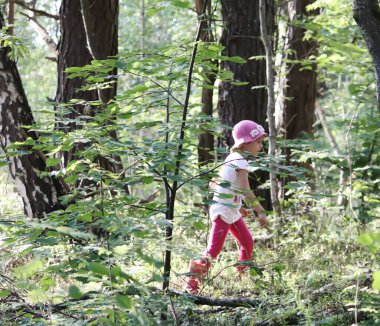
276, 0, 317, 139
352, 0, 380, 115
218, 0, 274, 146
218, 0, 275, 209
0, 12, 65, 218
55, 0, 123, 175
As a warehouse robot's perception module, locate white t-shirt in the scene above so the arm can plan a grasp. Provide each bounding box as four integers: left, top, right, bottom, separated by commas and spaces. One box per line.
209, 152, 249, 224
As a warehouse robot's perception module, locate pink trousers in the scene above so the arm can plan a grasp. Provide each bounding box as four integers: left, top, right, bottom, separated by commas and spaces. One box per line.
206, 216, 254, 262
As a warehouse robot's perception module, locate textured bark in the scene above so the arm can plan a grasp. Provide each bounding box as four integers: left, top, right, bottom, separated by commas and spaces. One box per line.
55, 0, 123, 175
276, 0, 317, 139
195, 0, 216, 165
0, 12, 65, 218
352, 0, 380, 115
218, 0, 275, 209
218, 0, 274, 147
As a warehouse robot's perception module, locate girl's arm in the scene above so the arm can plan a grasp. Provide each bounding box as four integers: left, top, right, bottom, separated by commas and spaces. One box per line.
236, 169, 268, 228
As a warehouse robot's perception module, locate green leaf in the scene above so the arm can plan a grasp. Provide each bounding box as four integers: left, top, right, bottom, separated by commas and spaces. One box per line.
193, 221, 206, 230
88, 262, 109, 276
0, 158, 8, 167
218, 193, 234, 199
357, 233, 374, 246
0, 290, 11, 298
226, 56, 246, 63
46, 157, 61, 167
136, 249, 164, 268
13, 259, 45, 279
116, 294, 132, 309
373, 271, 380, 290
141, 176, 154, 184
79, 213, 93, 222
68, 285, 83, 299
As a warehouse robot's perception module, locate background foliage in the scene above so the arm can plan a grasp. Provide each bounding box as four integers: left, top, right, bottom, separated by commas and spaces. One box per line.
0, 0, 379, 324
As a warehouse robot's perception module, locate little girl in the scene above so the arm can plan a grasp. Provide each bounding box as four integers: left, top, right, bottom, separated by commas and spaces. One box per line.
186, 120, 269, 294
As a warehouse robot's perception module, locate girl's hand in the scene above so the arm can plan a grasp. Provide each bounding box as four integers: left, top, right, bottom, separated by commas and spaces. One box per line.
257, 213, 268, 229
239, 207, 250, 217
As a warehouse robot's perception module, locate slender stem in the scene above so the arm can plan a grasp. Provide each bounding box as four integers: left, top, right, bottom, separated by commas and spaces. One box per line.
162, 0, 209, 294
259, 0, 282, 216
8, 0, 15, 36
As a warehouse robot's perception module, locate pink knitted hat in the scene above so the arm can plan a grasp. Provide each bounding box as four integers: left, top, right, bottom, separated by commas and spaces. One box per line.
231, 120, 267, 149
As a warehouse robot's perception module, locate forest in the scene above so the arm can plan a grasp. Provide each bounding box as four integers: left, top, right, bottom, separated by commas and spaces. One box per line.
0, 0, 379, 325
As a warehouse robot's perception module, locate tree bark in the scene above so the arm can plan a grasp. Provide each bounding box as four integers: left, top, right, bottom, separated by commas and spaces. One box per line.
218, 0, 274, 146
218, 0, 275, 209
0, 11, 65, 218
55, 0, 123, 176
352, 0, 380, 115
275, 0, 318, 201
275, 0, 317, 140
195, 0, 217, 165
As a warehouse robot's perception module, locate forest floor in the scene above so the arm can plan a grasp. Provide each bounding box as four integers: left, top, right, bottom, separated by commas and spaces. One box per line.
170, 207, 380, 325
0, 166, 379, 325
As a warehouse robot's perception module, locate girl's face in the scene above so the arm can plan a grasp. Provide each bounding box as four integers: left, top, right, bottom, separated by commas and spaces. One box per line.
241, 137, 264, 156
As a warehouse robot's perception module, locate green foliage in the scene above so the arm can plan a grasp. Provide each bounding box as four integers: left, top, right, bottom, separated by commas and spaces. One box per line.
0, 26, 29, 60
0, 0, 380, 324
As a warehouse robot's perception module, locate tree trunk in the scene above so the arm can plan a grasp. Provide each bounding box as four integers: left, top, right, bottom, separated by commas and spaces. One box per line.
352, 0, 380, 115
195, 0, 217, 165
275, 0, 317, 139
0, 11, 65, 218
218, 0, 274, 146
218, 0, 275, 209
55, 0, 123, 175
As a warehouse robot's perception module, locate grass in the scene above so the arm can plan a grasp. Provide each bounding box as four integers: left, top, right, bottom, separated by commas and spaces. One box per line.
172, 208, 380, 325
0, 169, 379, 325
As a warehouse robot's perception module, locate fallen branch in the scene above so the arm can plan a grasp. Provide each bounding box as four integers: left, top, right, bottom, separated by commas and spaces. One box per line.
169, 289, 261, 308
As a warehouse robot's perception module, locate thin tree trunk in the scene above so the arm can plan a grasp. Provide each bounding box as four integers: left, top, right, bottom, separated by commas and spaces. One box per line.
162, 0, 209, 295
141, 0, 145, 51
195, 0, 216, 165
0, 11, 65, 218
8, 0, 15, 36
315, 104, 347, 207
259, 0, 282, 216
352, 0, 380, 115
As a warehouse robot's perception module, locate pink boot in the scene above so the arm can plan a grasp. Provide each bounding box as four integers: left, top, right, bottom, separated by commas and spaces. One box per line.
186, 258, 210, 294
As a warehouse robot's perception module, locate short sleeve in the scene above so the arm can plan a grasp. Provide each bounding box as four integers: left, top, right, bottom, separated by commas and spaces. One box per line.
229, 152, 248, 171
